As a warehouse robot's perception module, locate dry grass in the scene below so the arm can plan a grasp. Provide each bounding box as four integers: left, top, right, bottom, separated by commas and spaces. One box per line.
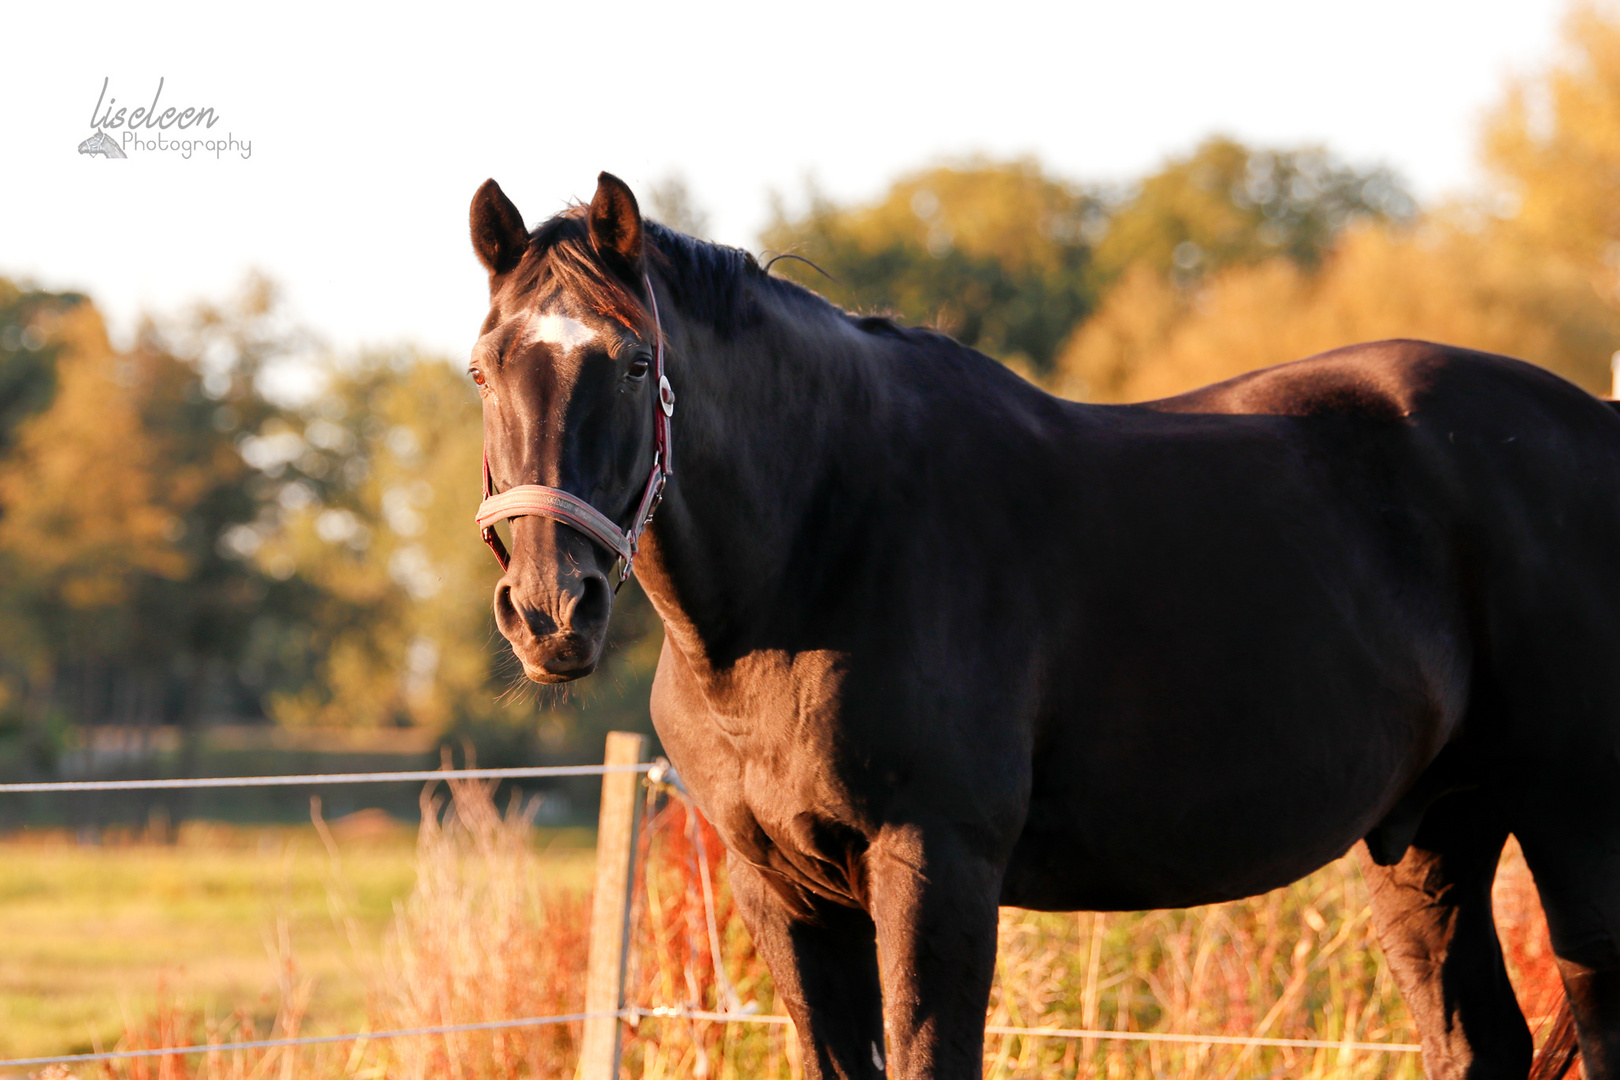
983, 860, 1418, 1080
1493, 837, 1565, 1032
621, 794, 781, 1080
77, 784, 1563, 1080
0, 821, 418, 1061
357, 780, 590, 1080
83, 780, 590, 1080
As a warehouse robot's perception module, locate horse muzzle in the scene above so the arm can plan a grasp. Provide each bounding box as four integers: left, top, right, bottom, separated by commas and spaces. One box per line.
492, 530, 613, 682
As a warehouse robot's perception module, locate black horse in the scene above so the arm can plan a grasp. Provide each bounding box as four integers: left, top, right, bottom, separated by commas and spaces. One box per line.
465, 172, 1620, 1080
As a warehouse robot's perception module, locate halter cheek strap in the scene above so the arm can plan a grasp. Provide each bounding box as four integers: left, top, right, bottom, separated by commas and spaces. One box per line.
474, 273, 674, 590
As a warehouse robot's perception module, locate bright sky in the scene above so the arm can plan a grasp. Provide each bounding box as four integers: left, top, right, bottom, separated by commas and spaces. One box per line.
2, 0, 1572, 373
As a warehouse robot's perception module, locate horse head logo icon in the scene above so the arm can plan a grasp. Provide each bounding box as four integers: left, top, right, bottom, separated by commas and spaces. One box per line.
78, 132, 126, 159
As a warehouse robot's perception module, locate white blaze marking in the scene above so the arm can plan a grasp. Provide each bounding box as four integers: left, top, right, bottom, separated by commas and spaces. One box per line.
526, 312, 598, 354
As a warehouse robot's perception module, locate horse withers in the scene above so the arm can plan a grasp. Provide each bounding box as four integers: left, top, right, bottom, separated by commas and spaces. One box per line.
465, 171, 1620, 1080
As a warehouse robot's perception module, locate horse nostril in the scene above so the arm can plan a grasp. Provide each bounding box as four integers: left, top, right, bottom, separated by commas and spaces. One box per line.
495, 582, 519, 629
572, 573, 611, 631
494, 581, 558, 639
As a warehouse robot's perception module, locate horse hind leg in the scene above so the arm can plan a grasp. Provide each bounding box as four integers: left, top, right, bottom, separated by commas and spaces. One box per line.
1514, 792, 1620, 1077
1356, 789, 1532, 1079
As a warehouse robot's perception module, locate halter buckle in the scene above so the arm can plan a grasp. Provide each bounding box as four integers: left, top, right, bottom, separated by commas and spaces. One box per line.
643, 467, 667, 529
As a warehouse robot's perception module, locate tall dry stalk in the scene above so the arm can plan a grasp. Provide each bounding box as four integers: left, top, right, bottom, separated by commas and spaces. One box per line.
621, 792, 786, 1080
90, 779, 586, 1080
91, 933, 360, 1080
984, 856, 1424, 1080
1493, 837, 1566, 1034
365, 778, 590, 1080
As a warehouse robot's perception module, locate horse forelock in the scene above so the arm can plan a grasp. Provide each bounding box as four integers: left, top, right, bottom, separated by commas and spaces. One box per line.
498, 207, 651, 332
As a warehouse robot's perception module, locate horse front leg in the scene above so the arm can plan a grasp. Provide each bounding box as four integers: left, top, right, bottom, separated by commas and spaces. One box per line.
727, 851, 888, 1080
866, 823, 1002, 1080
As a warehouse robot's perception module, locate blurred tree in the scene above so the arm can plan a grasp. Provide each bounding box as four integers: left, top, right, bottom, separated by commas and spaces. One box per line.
1484, 3, 1620, 303
0, 282, 80, 456
1092, 136, 1416, 287
245, 353, 493, 730
646, 173, 713, 239
1057, 14, 1620, 406
1054, 219, 1620, 403
0, 300, 185, 618
0, 276, 309, 772
0, 291, 174, 763
761, 158, 1105, 373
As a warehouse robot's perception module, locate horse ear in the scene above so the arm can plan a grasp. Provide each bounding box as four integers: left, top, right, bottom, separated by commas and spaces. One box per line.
470, 179, 528, 280
587, 172, 644, 278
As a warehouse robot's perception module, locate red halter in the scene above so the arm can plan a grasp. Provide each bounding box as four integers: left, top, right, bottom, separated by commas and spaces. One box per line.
474, 274, 674, 590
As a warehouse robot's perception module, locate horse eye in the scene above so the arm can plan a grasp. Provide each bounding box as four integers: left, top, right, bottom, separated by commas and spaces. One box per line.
471, 369, 486, 386
627, 356, 651, 380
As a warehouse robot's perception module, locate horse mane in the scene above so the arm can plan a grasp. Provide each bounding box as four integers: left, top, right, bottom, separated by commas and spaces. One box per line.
513, 206, 958, 350
647, 224, 979, 358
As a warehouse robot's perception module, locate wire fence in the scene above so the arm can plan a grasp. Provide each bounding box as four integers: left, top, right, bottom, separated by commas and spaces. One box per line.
0, 1009, 1422, 1071
0, 764, 650, 794
0, 758, 1425, 1073
0, 1014, 621, 1070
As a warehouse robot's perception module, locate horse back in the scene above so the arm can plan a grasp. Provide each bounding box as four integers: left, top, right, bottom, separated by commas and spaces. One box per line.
998, 340, 1620, 909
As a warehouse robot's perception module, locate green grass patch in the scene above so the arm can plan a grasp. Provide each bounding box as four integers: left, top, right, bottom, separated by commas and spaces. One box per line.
0, 818, 594, 1060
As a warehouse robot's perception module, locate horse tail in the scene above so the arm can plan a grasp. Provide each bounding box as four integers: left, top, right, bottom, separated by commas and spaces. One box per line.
1527, 998, 1581, 1080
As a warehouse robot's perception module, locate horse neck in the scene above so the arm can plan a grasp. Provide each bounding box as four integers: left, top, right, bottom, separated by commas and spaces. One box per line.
633, 290, 892, 666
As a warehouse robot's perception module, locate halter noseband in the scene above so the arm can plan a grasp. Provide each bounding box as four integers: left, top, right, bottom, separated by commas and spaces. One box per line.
474, 274, 674, 590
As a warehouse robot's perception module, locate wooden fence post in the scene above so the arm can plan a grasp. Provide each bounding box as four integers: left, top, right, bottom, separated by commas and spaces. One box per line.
578, 730, 646, 1080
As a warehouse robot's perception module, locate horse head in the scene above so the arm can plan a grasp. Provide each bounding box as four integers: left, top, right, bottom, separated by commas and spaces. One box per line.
468, 173, 667, 682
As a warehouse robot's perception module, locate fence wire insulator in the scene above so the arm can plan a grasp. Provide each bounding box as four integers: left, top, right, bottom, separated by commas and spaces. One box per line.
645, 756, 686, 795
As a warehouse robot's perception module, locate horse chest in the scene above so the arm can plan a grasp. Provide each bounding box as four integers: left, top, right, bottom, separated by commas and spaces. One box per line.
651, 646, 880, 906
685, 740, 875, 909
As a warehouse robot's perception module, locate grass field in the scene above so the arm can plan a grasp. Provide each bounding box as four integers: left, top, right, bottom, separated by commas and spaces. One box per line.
0, 810, 595, 1063
0, 782, 1562, 1079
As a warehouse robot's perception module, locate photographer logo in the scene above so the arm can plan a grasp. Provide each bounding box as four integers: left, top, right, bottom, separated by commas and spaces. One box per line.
79, 77, 252, 161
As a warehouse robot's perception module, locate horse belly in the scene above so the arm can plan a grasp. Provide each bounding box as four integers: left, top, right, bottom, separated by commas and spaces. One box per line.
1000, 813, 1368, 913
1000, 654, 1453, 911
1001, 542, 1463, 912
